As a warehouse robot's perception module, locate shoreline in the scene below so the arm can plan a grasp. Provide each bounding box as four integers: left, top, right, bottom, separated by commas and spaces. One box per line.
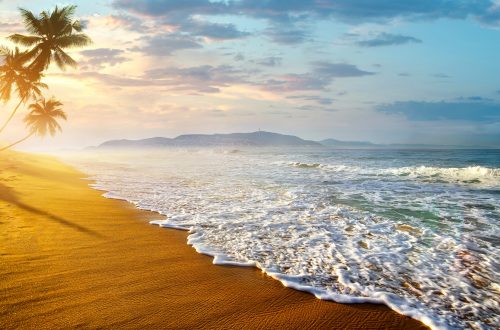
0, 151, 428, 329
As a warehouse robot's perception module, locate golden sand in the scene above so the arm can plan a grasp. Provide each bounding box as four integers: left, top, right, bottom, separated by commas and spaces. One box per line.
0, 151, 427, 329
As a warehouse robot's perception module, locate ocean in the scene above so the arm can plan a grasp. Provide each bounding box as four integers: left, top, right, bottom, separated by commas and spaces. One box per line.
65, 147, 499, 329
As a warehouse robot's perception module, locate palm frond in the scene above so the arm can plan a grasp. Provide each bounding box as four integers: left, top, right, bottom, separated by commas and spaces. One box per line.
22, 67, 44, 82
72, 20, 83, 32
53, 48, 77, 69
47, 119, 58, 136
54, 110, 68, 120
50, 109, 66, 120
17, 79, 46, 99
23, 45, 43, 62
19, 8, 43, 35
61, 5, 77, 17
60, 23, 73, 36
37, 124, 47, 136
35, 81, 48, 89
47, 98, 63, 108
56, 34, 92, 48
13, 5, 91, 72
49, 6, 77, 36
23, 96, 66, 137
0, 45, 10, 57
0, 82, 12, 102
40, 11, 54, 37
52, 51, 65, 69
7, 34, 43, 47
28, 102, 43, 112
29, 86, 43, 98
30, 47, 52, 72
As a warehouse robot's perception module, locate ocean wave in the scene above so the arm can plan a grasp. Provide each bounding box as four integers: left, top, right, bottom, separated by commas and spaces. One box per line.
384, 165, 499, 184
290, 162, 322, 168
287, 162, 500, 186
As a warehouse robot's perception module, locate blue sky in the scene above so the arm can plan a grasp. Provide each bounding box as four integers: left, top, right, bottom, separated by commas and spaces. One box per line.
0, 0, 499, 148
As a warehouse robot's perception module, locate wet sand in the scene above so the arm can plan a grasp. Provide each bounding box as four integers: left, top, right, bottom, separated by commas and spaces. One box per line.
0, 150, 428, 329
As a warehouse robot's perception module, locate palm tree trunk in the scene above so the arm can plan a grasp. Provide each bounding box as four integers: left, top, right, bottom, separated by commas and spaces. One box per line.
0, 97, 25, 135
0, 131, 34, 152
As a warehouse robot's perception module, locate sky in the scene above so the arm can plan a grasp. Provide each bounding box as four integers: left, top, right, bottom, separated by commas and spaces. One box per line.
0, 0, 499, 150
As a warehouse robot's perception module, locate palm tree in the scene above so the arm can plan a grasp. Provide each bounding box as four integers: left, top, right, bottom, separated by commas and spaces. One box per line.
8, 5, 91, 72
0, 97, 66, 151
0, 46, 47, 134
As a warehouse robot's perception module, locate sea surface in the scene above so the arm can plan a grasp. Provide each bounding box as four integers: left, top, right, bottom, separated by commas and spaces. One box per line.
65, 148, 500, 329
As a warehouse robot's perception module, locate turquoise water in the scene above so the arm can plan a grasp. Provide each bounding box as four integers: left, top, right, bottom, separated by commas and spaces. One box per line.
67, 148, 500, 329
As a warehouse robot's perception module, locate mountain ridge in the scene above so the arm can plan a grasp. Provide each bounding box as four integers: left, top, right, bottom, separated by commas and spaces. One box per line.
98, 131, 321, 148
94, 131, 499, 149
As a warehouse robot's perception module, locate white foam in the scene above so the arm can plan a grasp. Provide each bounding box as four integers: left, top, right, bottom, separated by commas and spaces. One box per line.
149, 220, 190, 231
287, 162, 500, 187
384, 165, 500, 186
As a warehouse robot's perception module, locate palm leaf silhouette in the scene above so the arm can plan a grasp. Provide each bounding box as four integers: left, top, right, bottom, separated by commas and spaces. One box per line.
8, 5, 92, 72
0, 46, 47, 134
0, 97, 67, 151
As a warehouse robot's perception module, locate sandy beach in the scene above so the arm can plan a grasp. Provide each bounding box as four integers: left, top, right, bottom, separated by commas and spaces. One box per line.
0, 150, 427, 329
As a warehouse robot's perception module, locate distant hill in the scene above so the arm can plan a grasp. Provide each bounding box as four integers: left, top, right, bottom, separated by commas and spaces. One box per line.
94, 131, 498, 150
97, 131, 321, 148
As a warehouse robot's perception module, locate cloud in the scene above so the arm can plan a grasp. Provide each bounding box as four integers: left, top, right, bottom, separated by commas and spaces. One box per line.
261, 62, 374, 92
234, 53, 245, 61
64, 62, 350, 95
143, 64, 248, 93
262, 74, 329, 92
113, 0, 225, 17
132, 33, 202, 56
457, 96, 493, 102
175, 19, 250, 40
356, 33, 422, 47
111, 0, 249, 43
287, 95, 334, 105
266, 28, 310, 44
0, 22, 22, 33
317, 0, 497, 23
79, 48, 128, 69
110, 0, 498, 51
113, 0, 500, 27
145, 64, 243, 81
312, 61, 375, 77
62, 61, 370, 95
97, 14, 149, 32
57, 70, 227, 94
477, 1, 500, 26
59, 72, 164, 87
256, 56, 282, 67
431, 73, 451, 78
377, 100, 500, 122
